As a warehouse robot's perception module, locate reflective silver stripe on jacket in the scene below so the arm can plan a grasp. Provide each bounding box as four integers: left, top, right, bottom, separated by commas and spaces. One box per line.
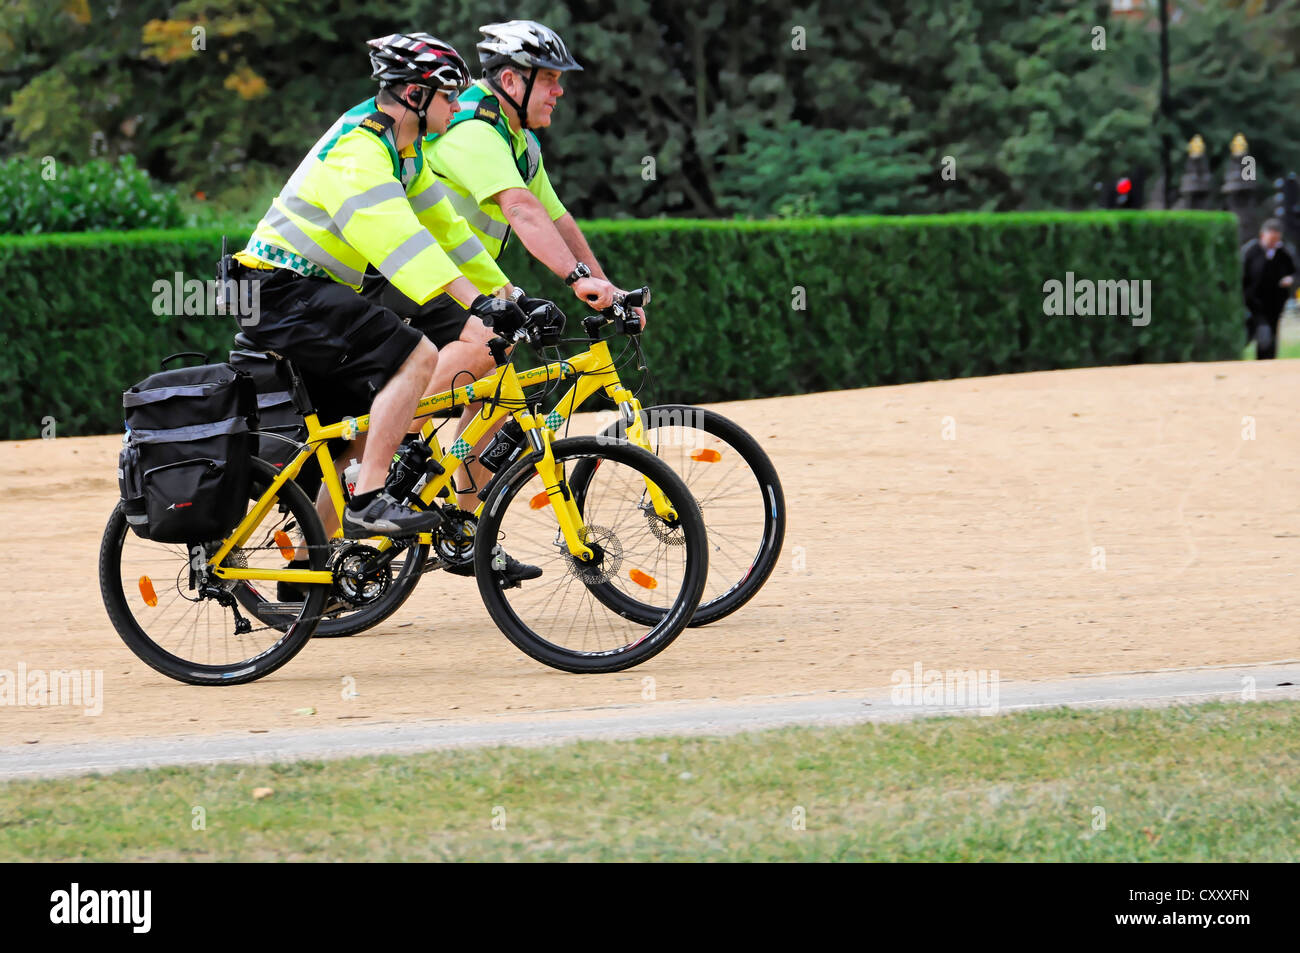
446, 234, 488, 266
264, 205, 365, 285
332, 181, 407, 231
379, 230, 438, 277
409, 179, 454, 214
278, 194, 343, 241
444, 188, 510, 241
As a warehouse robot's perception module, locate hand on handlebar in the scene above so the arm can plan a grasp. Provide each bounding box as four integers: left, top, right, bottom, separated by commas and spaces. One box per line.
605, 286, 650, 335
613, 287, 647, 329
516, 293, 567, 345
470, 293, 528, 337
572, 275, 617, 310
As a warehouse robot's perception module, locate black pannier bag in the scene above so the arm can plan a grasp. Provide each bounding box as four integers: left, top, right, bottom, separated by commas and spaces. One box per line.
118, 359, 258, 543
227, 347, 323, 500
228, 348, 305, 468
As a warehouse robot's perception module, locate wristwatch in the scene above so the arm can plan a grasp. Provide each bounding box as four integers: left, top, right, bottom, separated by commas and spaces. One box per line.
564, 262, 592, 286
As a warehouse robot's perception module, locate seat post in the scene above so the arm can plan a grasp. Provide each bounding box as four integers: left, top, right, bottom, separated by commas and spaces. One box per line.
283, 359, 316, 417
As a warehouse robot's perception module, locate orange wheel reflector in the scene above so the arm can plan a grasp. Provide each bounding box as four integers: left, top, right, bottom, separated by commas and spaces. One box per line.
138, 576, 158, 607
629, 569, 658, 590
529, 491, 551, 509
274, 531, 295, 561
691, 449, 722, 463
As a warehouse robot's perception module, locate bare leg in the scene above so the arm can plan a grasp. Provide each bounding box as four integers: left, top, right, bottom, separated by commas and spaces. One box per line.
357, 337, 439, 494
418, 317, 502, 503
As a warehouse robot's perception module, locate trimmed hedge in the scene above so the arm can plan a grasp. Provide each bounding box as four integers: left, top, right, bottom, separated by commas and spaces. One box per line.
0, 213, 1241, 439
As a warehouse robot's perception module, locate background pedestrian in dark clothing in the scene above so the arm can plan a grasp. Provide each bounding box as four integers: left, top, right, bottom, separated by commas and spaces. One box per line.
1242, 219, 1297, 360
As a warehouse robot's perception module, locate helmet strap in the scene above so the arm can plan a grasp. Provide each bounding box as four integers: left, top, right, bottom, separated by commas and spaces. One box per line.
487, 67, 539, 130
390, 83, 431, 140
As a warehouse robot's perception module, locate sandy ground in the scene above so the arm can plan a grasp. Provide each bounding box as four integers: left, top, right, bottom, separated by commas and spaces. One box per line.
2, 360, 1297, 748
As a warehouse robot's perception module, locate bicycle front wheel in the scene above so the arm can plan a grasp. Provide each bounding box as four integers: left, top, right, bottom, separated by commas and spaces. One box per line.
99, 456, 331, 685
573, 405, 785, 626
474, 436, 708, 673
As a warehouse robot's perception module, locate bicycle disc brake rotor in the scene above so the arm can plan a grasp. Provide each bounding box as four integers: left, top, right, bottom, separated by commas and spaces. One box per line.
642, 505, 687, 546
561, 524, 622, 584
331, 543, 392, 606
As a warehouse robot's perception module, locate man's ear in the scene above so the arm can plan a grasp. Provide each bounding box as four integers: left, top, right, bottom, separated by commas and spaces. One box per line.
401, 84, 428, 108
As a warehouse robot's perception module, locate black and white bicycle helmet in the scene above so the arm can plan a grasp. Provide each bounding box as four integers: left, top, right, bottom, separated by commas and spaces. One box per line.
477, 21, 581, 129
368, 32, 472, 91
367, 33, 471, 136
477, 20, 583, 73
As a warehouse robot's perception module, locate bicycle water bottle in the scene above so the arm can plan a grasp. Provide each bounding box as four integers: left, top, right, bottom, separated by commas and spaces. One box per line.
342, 459, 361, 499
385, 441, 433, 502
479, 419, 527, 473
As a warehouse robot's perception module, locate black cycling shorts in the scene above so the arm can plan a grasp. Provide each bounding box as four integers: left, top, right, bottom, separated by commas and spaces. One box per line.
361, 272, 472, 349
233, 262, 424, 424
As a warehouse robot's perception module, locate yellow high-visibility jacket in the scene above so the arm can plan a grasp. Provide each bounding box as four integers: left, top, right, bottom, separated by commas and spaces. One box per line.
240, 98, 508, 305
421, 81, 568, 260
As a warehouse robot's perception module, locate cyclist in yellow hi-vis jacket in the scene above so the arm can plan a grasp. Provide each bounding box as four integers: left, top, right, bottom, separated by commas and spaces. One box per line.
228, 33, 543, 583
370, 21, 638, 326
363, 21, 642, 510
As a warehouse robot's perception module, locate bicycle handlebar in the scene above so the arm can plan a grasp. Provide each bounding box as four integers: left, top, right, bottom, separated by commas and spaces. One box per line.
491, 285, 653, 360
581, 285, 651, 339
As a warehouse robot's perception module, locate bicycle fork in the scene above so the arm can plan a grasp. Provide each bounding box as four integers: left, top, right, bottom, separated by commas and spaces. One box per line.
526, 420, 596, 562
604, 385, 680, 524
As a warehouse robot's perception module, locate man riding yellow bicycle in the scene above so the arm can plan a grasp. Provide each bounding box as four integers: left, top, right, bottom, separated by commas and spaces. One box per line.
227, 31, 547, 586
364, 21, 644, 503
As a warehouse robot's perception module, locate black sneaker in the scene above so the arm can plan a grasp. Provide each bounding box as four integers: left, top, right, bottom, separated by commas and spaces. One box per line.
343, 491, 442, 539
432, 548, 540, 584
277, 558, 312, 602
487, 547, 543, 589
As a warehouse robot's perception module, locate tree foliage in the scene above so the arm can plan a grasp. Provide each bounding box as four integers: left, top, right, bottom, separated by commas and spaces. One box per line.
1, 0, 1297, 221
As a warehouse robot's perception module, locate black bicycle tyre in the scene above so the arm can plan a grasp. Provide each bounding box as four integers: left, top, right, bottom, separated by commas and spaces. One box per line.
474, 436, 708, 673
99, 457, 330, 685
571, 405, 785, 627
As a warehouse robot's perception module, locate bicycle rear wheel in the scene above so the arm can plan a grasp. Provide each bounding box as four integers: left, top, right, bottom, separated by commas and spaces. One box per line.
99, 456, 330, 685
474, 436, 707, 673
573, 405, 784, 626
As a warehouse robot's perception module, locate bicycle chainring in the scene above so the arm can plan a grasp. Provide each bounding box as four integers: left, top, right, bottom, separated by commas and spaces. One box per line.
330, 543, 392, 606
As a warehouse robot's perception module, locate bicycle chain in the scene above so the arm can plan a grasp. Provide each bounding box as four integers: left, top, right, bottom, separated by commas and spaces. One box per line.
205, 538, 415, 635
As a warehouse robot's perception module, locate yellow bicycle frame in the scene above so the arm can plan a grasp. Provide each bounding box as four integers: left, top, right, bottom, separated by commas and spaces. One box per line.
426, 336, 659, 514
207, 340, 673, 588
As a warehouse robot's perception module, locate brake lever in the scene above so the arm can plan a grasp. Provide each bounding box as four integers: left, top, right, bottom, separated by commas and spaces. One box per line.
487, 335, 511, 366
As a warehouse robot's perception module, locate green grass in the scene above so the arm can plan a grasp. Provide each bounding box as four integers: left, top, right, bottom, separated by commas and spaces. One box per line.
1241, 340, 1300, 359
3, 702, 1298, 861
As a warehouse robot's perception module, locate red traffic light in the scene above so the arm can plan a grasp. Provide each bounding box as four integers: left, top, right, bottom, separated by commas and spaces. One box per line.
1116, 177, 1132, 195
